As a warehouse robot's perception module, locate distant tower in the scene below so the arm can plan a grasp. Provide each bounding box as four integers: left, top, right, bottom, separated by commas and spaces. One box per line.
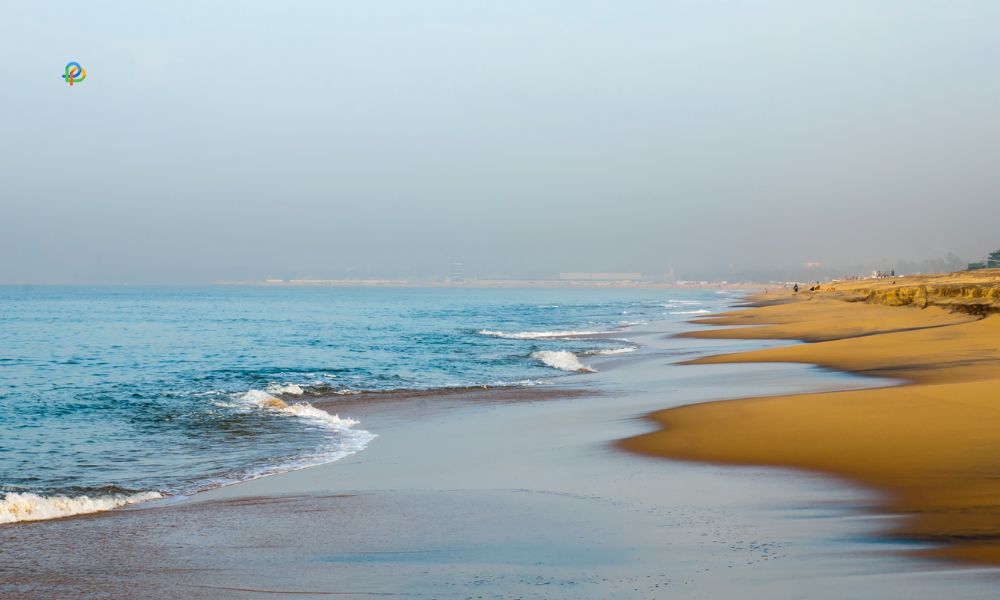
449, 262, 465, 283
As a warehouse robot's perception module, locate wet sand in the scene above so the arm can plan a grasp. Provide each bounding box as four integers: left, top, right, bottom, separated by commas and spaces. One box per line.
4, 314, 1000, 598
625, 272, 1000, 565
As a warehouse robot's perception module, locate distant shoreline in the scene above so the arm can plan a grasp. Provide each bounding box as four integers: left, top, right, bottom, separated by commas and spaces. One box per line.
214, 278, 766, 289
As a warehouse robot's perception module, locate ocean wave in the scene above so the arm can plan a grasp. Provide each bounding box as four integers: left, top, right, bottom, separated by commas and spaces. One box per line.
197, 387, 378, 486
669, 309, 712, 315
583, 346, 637, 356
0, 491, 162, 524
239, 389, 362, 429
478, 329, 612, 340
264, 382, 305, 396
531, 350, 595, 373
183, 388, 376, 489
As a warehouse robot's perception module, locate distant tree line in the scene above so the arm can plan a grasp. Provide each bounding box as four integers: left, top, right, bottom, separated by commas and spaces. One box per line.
894, 253, 966, 275
968, 249, 1000, 270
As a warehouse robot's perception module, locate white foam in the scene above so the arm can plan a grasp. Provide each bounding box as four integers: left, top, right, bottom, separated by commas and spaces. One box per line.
478, 329, 611, 340
0, 491, 162, 524
531, 350, 595, 373
586, 346, 638, 356
483, 379, 549, 388
670, 309, 712, 315
230, 387, 377, 482
240, 389, 360, 428
265, 382, 305, 396
3, 385, 376, 526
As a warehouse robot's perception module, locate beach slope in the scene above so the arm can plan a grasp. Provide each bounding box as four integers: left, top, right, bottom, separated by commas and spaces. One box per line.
623, 271, 1000, 564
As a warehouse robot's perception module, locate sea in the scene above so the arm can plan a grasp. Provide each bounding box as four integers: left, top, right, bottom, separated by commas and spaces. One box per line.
0, 285, 735, 523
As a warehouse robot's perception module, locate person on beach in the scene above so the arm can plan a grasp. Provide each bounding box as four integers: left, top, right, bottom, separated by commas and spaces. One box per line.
793, 283, 799, 293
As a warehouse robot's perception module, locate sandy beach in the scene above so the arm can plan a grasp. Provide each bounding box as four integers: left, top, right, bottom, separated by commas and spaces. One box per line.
625, 271, 1000, 565
5, 303, 1000, 599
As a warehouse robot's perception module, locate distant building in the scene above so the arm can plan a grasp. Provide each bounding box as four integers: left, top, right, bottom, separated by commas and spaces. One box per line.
559, 272, 643, 281
449, 262, 465, 282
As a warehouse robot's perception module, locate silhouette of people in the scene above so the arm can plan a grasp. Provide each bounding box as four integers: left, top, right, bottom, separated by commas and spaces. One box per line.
793, 283, 799, 293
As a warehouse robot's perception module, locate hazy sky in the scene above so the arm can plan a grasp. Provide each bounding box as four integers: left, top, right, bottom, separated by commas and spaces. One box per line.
3, 1, 1000, 282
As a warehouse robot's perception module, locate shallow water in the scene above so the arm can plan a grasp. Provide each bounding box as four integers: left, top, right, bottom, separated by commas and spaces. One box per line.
0, 285, 733, 518
8, 319, 997, 599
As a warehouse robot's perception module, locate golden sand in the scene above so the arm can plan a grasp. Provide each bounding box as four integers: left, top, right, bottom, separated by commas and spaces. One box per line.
623, 271, 1000, 564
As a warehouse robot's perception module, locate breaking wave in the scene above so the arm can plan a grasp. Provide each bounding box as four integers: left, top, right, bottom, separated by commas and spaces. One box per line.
177, 387, 377, 487
0, 385, 376, 525
239, 388, 367, 431
0, 491, 162, 524
264, 382, 305, 396
531, 350, 595, 373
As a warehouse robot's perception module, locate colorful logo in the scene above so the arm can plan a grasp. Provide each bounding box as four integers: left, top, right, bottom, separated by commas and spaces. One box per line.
62, 62, 86, 86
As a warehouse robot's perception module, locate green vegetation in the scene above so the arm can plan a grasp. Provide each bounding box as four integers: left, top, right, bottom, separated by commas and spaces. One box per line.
968, 249, 1000, 270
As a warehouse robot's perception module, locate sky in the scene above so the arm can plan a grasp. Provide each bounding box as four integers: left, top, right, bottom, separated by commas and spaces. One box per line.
2, 1, 1000, 283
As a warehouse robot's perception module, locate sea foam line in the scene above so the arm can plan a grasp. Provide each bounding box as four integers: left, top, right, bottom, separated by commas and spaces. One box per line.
478, 329, 612, 340
583, 346, 637, 356
0, 491, 162, 524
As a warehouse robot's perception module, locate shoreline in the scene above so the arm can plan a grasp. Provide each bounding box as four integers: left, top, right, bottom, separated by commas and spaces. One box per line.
0, 384, 595, 526
5, 296, 1000, 597
623, 272, 1000, 566
213, 280, 766, 290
